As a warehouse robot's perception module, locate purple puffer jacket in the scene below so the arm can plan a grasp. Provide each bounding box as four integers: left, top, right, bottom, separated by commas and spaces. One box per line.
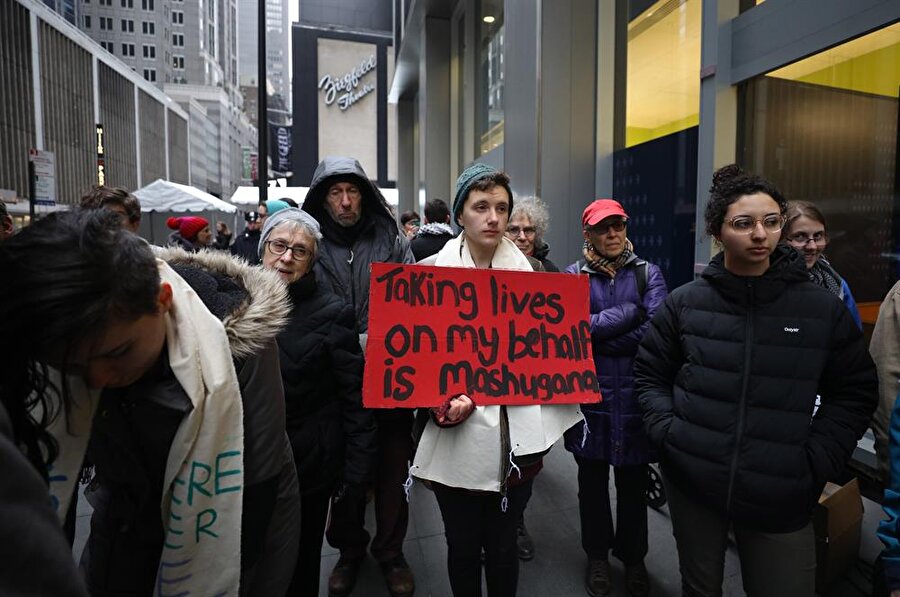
563, 255, 668, 465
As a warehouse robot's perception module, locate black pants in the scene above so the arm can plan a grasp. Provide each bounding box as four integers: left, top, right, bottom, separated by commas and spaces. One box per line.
575, 456, 648, 564
433, 479, 534, 597
326, 411, 413, 562
287, 487, 331, 596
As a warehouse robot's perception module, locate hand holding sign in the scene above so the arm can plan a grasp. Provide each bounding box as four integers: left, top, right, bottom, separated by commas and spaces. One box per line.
363, 264, 602, 408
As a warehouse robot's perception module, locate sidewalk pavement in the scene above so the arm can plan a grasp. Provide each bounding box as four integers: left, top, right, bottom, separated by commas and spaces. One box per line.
73, 439, 885, 596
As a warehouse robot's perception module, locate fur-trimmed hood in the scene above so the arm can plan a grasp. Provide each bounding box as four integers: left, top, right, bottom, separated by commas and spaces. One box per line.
153, 246, 290, 360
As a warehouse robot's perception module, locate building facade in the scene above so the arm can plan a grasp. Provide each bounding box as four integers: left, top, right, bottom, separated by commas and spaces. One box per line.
291, 21, 397, 189
0, 0, 190, 220
391, 0, 900, 311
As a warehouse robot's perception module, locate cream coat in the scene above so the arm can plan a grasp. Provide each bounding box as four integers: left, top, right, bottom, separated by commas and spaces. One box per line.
411, 235, 584, 492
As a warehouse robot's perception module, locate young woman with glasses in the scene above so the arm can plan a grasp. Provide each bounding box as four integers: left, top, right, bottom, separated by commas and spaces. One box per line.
258, 208, 376, 597
634, 164, 876, 597
781, 200, 862, 328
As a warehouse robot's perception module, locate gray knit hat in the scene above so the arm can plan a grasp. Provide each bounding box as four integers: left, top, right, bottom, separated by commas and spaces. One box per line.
258, 207, 322, 258
452, 163, 512, 226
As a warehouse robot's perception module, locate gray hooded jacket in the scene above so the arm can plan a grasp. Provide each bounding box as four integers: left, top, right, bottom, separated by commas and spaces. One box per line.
303, 156, 414, 333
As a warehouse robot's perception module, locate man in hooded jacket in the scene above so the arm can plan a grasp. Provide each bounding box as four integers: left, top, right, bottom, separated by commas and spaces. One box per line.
302, 156, 416, 597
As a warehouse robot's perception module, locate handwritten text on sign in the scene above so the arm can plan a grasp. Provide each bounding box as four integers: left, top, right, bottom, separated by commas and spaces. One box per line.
363, 264, 601, 408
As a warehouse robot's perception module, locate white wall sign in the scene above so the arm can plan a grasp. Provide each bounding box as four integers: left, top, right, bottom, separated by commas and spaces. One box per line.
28, 148, 56, 205
318, 54, 377, 111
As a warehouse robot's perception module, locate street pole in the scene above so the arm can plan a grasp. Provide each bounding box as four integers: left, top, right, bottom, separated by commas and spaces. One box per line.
257, 0, 268, 206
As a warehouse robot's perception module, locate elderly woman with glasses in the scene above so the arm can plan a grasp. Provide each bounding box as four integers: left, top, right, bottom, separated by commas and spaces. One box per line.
634, 164, 876, 597
781, 200, 861, 329
259, 208, 377, 597
505, 196, 559, 272
562, 199, 668, 597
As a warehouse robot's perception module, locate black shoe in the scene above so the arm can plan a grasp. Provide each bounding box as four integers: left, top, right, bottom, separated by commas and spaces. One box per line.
328, 555, 363, 597
585, 559, 611, 597
625, 561, 650, 596
380, 554, 415, 597
517, 520, 535, 561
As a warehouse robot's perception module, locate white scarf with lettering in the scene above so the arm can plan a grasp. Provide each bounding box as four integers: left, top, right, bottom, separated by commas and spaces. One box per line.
45, 259, 245, 595
411, 235, 583, 491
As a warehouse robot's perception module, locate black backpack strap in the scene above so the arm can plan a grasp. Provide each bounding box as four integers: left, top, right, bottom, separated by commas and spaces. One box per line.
635, 260, 648, 300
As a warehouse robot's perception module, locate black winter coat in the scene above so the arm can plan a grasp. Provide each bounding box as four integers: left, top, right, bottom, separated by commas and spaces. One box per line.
278, 272, 377, 494
302, 156, 415, 334
411, 229, 454, 262
230, 229, 262, 265
634, 246, 876, 532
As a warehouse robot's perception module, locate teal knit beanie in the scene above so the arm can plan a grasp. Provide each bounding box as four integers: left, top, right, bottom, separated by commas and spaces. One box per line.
265, 199, 291, 216
452, 163, 512, 226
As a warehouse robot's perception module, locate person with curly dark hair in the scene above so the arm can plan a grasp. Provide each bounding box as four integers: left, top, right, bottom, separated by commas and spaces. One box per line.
634, 164, 876, 596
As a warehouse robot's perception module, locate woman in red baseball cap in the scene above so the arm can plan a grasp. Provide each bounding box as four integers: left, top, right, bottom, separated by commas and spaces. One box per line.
564, 198, 669, 597
166, 215, 212, 252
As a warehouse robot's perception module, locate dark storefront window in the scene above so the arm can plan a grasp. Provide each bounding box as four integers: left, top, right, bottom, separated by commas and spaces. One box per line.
613, 0, 700, 289
476, 0, 503, 156
739, 23, 900, 313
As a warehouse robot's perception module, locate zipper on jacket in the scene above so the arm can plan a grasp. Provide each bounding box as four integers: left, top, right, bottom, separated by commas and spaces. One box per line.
726, 280, 754, 512
499, 405, 512, 498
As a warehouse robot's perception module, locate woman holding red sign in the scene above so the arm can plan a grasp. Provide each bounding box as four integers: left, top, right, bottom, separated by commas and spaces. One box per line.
412, 163, 583, 597
563, 199, 668, 597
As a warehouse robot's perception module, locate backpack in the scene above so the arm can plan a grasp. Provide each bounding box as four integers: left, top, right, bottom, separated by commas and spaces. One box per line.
577, 259, 649, 300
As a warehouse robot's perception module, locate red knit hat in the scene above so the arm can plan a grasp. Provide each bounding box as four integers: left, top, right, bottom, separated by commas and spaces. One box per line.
167, 216, 209, 240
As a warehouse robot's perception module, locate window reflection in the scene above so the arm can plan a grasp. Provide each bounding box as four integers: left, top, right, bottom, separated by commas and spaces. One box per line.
476, 0, 503, 155
740, 23, 900, 309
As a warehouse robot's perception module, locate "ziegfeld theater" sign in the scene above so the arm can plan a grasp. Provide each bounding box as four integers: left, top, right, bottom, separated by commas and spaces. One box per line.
318, 54, 377, 111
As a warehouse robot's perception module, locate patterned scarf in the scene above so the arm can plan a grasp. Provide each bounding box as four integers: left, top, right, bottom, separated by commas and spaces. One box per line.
808, 257, 843, 297
582, 238, 634, 278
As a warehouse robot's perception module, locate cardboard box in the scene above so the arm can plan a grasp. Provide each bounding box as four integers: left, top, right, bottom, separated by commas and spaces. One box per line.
813, 478, 863, 592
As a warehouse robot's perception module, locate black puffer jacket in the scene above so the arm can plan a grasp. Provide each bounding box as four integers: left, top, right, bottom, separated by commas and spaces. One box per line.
634, 246, 876, 532
278, 272, 376, 494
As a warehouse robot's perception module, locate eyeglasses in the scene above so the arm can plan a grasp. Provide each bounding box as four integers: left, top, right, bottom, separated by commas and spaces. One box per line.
727, 214, 785, 235
506, 225, 536, 237
587, 220, 627, 235
265, 240, 312, 261
786, 232, 827, 246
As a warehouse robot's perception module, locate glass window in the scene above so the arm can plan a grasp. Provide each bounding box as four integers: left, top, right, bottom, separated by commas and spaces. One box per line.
739, 23, 900, 309
475, 0, 504, 156
623, 0, 701, 148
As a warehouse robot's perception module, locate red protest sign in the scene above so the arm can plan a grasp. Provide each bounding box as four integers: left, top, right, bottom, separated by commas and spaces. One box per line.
363, 263, 602, 408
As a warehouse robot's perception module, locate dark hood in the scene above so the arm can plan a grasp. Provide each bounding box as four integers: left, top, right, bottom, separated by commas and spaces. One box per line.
302, 156, 400, 237
701, 244, 810, 305
533, 239, 551, 260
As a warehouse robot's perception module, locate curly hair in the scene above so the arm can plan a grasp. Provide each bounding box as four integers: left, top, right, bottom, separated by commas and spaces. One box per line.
0, 210, 160, 473
510, 196, 550, 240
705, 164, 787, 237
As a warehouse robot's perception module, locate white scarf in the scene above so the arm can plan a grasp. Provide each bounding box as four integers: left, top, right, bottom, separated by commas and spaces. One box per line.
46, 260, 245, 595
411, 235, 583, 491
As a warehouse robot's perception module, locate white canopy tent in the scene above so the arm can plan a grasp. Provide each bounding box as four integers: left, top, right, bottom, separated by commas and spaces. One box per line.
135, 179, 236, 213
229, 186, 308, 207
133, 179, 236, 245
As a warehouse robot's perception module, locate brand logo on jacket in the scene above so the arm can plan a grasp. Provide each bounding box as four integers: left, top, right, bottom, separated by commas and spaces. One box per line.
784, 327, 800, 333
